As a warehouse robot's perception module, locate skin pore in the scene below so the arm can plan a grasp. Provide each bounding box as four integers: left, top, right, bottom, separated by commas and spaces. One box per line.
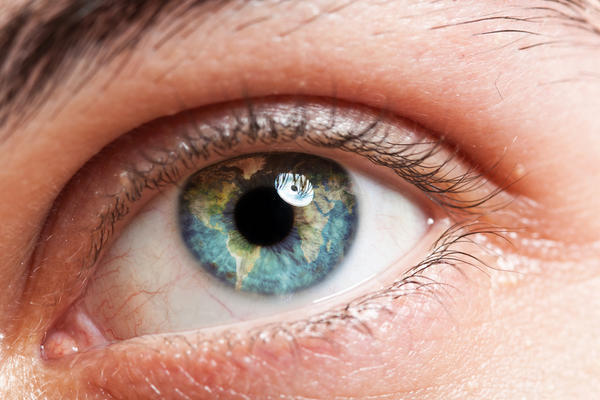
1, 0, 599, 398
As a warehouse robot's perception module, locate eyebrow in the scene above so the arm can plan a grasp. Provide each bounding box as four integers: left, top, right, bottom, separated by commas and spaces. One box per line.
0, 0, 226, 131
0, 0, 598, 134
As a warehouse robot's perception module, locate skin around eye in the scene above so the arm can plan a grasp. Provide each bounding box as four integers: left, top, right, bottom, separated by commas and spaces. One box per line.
17, 98, 520, 397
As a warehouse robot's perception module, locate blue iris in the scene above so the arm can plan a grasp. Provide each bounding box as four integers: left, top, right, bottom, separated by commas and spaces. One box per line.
178, 153, 358, 295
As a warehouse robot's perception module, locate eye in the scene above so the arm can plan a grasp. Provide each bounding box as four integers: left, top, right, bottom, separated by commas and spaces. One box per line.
70, 151, 427, 341
39, 97, 495, 358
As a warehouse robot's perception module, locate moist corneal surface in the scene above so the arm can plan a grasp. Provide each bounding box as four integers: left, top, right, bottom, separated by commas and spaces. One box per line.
179, 152, 358, 295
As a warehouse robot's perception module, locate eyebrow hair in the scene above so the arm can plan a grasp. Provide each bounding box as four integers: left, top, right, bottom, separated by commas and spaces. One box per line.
0, 0, 598, 135
0, 0, 226, 131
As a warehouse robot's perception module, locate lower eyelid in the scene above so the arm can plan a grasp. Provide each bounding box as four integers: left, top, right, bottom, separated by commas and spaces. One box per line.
49, 245, 453, 399
48, 216, 498, 399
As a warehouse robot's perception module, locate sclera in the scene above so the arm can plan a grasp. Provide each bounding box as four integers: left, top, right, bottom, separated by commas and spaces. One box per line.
80, 159, 429, 339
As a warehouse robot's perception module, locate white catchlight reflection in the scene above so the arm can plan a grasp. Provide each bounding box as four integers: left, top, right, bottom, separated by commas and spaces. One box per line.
274, 173, 314, 207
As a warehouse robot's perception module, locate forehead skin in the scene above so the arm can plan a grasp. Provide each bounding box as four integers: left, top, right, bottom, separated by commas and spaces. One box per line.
0, 0, 599, 398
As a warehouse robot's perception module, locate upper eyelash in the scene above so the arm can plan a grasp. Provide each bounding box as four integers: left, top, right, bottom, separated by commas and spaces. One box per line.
87, 98, 505, 269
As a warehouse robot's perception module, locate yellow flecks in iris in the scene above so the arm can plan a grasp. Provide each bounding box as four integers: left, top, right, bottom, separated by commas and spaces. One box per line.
187, 178, 238, 231
296, 175, 354, 263
226, 230, 261, 289
231, 156, 266, 180
313, 175, 354, 215
296, 198, 330, 263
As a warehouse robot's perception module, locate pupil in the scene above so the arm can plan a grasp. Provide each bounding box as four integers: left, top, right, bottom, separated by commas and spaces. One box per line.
234, 186, 294, 246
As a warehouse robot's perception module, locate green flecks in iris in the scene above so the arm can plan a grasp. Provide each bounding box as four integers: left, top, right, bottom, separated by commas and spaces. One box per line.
178, 152, 358, 295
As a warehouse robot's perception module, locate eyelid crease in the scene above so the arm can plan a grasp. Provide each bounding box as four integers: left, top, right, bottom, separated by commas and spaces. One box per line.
86, 97, 512, 272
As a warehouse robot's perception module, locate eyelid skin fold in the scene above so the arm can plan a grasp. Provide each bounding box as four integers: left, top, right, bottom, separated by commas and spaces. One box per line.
26, 97, 523, 398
